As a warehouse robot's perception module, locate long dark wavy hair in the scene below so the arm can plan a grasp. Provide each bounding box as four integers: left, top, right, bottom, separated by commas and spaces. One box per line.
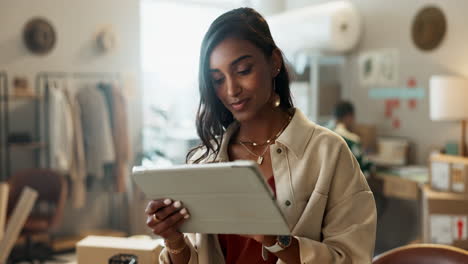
187, 7, 294, 163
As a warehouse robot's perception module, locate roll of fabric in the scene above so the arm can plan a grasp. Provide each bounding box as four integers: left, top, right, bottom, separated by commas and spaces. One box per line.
268, 0, 362, 54
0, 187, 38, 263
0, 183, 9, 241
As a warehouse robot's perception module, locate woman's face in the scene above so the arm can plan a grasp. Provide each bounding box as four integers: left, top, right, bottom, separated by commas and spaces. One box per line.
209, 37, 280, 122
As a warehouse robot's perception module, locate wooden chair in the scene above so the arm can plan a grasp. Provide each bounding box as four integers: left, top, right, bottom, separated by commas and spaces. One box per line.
7, 168, 68, 263
373, 243, 468, 264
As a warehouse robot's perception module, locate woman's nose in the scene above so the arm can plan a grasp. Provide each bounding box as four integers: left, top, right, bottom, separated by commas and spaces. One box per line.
226, 77, 242, 97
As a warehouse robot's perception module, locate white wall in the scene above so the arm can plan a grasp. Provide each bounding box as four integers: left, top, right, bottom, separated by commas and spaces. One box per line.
286, 0, 329, 9
286, 0, 467, 164
0, 0, 140, 74
283, 0, 468, 254
0, 0, 141, 235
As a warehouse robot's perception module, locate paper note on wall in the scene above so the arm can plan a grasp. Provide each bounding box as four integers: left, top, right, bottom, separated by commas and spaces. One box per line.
452, 163, 465, 192
431, 162, 450, 191
359, 52, 378, 87
452, 216, 467, 241
430, 215, 453, 244
358, 49, 399, 87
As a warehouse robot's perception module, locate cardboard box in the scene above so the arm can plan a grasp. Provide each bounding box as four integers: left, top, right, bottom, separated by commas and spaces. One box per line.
421, 185, 468, 249
368, 137, 409, 167
375, 172, 422, 200
77, 236, 163, 264
430, 154, 468, 194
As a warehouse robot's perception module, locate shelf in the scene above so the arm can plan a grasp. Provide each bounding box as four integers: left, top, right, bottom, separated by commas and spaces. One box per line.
8, 142, 46, 150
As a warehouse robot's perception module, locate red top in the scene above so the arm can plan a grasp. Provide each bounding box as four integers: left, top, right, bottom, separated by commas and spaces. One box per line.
218, 176, 279, 264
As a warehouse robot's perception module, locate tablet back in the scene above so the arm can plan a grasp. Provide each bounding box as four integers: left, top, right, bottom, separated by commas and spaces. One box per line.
133, 160, 290, 235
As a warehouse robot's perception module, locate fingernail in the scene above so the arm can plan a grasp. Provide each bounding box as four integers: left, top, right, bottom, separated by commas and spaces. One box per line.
145, 205, 153, 214
173, 201, 182, 208
164, 199, 172, 205
184, 214, 190, 219
180, 208, 187, 215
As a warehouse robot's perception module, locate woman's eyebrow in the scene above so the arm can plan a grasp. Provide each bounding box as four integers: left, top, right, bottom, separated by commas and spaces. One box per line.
230, 55, 252, 66
209, 55, 253, 72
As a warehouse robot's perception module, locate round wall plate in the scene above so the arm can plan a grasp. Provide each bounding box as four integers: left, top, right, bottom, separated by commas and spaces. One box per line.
97, 27, 117, 52
412, 6, 447, 51
23, 17, 56, 55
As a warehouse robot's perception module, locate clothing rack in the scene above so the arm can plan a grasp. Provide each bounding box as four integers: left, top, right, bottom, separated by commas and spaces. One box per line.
36, 71, 125, 232
35, 71, 121, 171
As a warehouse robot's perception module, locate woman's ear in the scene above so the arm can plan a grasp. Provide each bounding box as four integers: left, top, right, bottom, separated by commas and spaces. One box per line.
271, 48, 282, 77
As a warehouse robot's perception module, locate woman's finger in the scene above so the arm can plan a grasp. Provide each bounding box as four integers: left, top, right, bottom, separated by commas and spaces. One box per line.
146, 203, 185, 228
151, 207, 190, 236
145, 198, 172, 215
159, 208, 191, 239
153, 200, 183, 222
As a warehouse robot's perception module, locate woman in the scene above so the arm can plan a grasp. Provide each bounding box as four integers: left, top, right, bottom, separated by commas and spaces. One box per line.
145, 8, 376, 264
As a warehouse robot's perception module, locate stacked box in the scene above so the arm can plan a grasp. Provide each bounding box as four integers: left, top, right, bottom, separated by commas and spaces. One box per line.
421, 185, 468, 249
430, 154, 468, 194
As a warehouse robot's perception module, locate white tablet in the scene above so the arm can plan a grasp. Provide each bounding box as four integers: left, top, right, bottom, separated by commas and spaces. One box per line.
132, 160, 290, 235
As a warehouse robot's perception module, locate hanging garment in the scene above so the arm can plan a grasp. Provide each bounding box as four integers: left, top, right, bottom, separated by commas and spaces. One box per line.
48, 81, 74, 173
63, 88, 87, 209
98, 83, 131, 192
76, 85, 115, 180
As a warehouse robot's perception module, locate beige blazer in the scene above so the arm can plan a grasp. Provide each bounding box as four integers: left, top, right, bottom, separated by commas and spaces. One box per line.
160, 109, 377, 264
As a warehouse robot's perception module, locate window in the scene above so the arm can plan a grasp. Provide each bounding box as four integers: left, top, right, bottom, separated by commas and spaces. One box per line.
140, 0, 229, 164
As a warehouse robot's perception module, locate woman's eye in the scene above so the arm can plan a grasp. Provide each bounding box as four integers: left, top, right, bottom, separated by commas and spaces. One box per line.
213, 78, 224, 85
238, 67, 252, 75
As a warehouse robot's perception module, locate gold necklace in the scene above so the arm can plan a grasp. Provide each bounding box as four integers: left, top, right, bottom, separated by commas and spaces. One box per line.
237, 115, 292, 164
238, 141, 270, 164
238, 115, 292, 147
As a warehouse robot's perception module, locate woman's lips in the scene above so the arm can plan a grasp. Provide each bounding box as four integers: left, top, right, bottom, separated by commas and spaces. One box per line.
231, 99, 249, 111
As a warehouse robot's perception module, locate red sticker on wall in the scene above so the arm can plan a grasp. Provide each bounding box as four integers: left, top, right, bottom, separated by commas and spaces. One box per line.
392, 118, 401, 129
385, 109, 393, 118
409, 99, 417, 109
385, 100, 393, 118
407, 78, 417, 88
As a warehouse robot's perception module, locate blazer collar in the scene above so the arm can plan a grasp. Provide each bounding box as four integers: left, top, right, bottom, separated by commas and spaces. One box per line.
276, 108, 315, 159
216, 108, 315, 161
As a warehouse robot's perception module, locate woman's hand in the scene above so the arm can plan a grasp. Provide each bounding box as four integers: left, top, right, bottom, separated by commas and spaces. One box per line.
145, 198, 190, 241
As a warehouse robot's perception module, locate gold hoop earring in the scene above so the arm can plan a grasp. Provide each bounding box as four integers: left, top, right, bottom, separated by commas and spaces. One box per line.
274, 95, 281, 108
272, 78, 280, 108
